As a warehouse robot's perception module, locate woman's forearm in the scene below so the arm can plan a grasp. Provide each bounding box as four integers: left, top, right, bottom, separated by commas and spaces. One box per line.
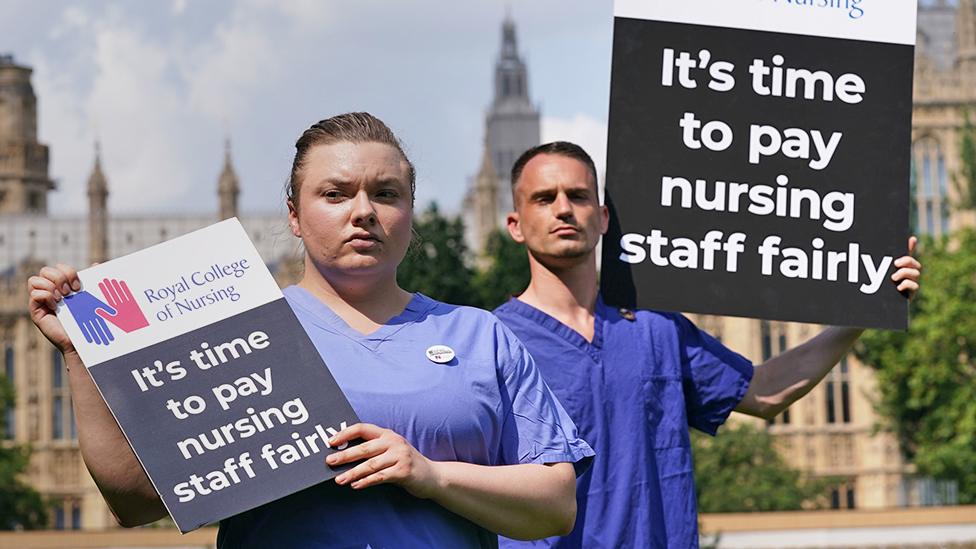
65, 350, 167, 526
425, 461, 577, 540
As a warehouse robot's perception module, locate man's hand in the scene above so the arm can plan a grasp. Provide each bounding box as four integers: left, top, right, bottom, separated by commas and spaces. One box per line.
325, 423, 441, 499
892, 236, 921, 299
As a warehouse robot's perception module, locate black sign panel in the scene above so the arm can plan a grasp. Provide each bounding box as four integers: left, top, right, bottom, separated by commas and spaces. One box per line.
601, 17, 913, 329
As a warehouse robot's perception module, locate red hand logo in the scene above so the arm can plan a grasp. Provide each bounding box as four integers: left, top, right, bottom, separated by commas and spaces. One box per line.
95, 278, 150, 333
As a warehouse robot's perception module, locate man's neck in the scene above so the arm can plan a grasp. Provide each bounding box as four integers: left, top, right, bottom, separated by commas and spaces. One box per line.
518, 251, 599, 342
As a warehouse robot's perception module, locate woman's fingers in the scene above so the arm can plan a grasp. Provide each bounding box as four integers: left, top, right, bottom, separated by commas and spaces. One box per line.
30, 288, 58, 312
335, 453, 399, 487
327, 422, 385, 448
326, 437, 386, 467
54, 263, 81, 292
39, 265, 72, 296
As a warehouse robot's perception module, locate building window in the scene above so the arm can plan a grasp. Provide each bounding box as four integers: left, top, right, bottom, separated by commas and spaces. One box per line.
912, 137, 950, 236
830, 482, 857, 510
763, 322, 791, 425
27, 191, 42, 212
71, 501, 81, 530
761, 320, 772, 361
52, 349, 72, 440
4, 345, 13, 439
825, 356, 852, 424
54, 505, 65, 530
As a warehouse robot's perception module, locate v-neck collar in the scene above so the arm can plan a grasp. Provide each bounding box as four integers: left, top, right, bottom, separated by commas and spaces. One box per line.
284, 285, 431, 351
500, 295, 605, 363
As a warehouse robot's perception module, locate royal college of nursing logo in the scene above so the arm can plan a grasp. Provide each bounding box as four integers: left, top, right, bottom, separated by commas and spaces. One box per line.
63, 278, 150, 345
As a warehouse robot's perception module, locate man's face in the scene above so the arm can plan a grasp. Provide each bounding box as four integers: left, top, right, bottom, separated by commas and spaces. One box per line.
508, 153, 608, 268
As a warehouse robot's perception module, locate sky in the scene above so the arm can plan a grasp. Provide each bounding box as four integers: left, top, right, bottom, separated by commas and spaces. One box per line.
1, 0, 614, 217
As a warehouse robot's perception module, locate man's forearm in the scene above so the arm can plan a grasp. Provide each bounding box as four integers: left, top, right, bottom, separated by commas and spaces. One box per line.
735, 326, 864, 419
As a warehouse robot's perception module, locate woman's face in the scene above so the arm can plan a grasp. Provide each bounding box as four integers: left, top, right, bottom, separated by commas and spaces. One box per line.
289, 141, 413, 281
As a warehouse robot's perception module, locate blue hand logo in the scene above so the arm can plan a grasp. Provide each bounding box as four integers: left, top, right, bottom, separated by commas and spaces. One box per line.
63, 291, 118, 346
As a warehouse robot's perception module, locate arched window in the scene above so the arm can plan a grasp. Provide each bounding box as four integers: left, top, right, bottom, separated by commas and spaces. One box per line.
912, 137, 950, 236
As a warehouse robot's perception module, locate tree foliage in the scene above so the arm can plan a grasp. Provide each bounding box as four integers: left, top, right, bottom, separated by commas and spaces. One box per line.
397, 203, 477, 306
472, 229, 530, 310
855, 231, 976, 504
692, 422, 832, 512
0, 376, 48, 530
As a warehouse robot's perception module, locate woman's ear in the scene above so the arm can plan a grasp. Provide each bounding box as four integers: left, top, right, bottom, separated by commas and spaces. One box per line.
287, 200, 302, 238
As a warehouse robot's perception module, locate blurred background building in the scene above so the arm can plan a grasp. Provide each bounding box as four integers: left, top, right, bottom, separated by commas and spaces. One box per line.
0, 1, 974, 539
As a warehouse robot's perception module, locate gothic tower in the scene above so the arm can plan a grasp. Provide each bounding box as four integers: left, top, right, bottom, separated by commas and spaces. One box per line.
463, 15, 541, 255
217, 138, 239, 220
486, 15, 540, 217
87, 142, 109, 265
0, 54, 54, 214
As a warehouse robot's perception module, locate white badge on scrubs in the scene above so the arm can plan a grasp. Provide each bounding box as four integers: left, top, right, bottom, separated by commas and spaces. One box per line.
426, 345, 455, 364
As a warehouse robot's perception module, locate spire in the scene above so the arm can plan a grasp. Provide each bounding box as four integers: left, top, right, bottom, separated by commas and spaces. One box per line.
87, 141, 107, 195
501, 13, 518, 61
218, 137, 240, 220
87, 140, 109, 264
494, 15, 530, 105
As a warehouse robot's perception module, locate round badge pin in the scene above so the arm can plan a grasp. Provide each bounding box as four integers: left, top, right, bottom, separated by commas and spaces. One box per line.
426, 345, 456, 364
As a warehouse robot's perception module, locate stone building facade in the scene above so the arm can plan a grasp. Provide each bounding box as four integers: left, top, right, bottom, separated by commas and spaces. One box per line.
0, 54, 300, 529
703, 0, 973, 510
2, 1, 974, 531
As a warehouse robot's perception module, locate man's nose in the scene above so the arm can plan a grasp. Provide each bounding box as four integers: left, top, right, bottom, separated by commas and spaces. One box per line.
552, 193, 573, 218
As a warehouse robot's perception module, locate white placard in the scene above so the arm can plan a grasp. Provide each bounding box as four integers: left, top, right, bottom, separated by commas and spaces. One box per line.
56, 218, 282, 367
614, 0, 918, 46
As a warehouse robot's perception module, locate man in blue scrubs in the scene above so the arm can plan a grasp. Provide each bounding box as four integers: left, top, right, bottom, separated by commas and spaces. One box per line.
494, 142, 922, 548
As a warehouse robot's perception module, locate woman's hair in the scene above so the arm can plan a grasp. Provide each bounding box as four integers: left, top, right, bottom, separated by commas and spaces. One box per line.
287, 112, 416, 208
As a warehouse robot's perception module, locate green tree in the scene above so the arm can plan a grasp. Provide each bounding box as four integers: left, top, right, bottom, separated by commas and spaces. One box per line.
472, 229, 530, 310
0, 376, 48, 530
397, 203, 477, 305
955, 111, 976, 211
692, 422, 833, 512
856, 231, 976, 504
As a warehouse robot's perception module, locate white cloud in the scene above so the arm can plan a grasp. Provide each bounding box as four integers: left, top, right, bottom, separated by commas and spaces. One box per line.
172, 0, 188, 16
541, 113, 609, 197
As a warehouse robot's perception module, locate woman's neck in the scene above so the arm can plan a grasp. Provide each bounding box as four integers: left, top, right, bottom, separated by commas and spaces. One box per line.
299, 258, 412, 334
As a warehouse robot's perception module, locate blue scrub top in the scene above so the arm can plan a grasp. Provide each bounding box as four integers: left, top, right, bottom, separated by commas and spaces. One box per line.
217, 286, 593, 549
494, 296, 753, 549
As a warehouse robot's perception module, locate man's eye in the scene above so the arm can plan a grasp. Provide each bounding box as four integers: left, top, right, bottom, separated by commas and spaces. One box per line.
324, 190, 343, 200
377, 189, 399, 199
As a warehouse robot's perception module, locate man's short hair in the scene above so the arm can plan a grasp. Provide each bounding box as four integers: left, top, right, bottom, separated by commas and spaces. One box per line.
510, 141, 599, 192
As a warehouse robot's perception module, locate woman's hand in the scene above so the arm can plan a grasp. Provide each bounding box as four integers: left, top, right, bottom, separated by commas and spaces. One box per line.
27, 264, 82, 356
325, 423, 441, 499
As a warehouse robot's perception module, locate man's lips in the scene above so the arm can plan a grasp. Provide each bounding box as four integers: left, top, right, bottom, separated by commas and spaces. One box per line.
550, 225, 581, 235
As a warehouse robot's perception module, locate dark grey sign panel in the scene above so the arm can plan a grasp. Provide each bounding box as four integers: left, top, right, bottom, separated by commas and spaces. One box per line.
89, 298, 359, 532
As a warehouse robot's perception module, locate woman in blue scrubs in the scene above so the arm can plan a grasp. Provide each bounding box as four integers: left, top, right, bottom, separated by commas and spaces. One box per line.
27, 112, 593, 548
